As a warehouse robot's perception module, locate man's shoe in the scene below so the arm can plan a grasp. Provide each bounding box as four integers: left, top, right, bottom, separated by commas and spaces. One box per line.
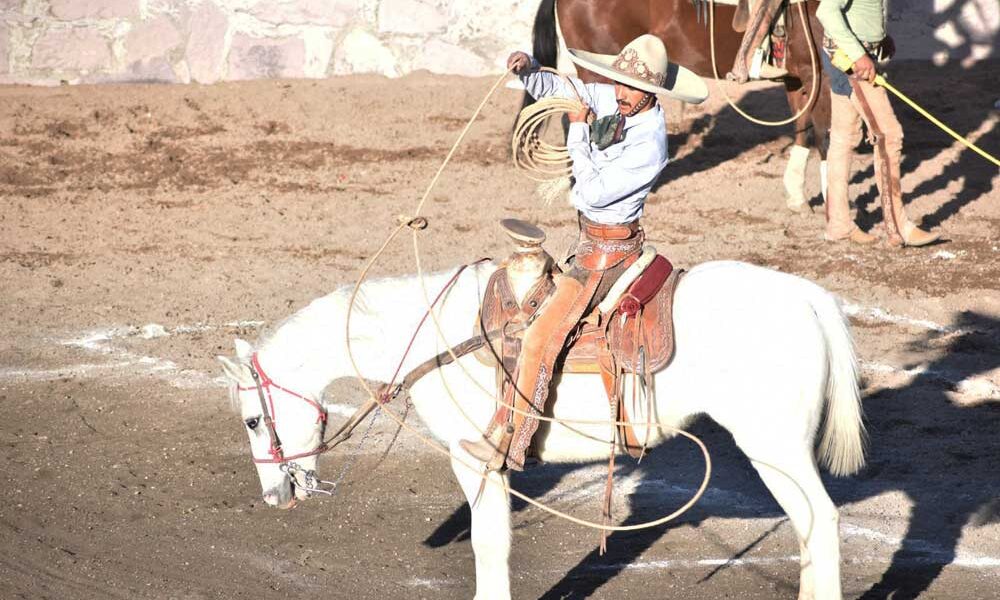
459, 425, 511, 469
901, 224, 941, 247
848, 228, 878, 245
825, 228, 877, 245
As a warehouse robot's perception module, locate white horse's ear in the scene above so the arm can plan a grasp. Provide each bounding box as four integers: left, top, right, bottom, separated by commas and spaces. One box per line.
217, 355, 253, 386
234, 338, 253, 361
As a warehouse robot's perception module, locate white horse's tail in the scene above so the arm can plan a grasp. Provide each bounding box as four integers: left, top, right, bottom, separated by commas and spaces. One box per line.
809, 287, 867, 476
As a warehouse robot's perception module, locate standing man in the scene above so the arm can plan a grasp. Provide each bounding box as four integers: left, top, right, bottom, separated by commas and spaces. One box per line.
817, 0, 940, 246
460, 35, 707, 471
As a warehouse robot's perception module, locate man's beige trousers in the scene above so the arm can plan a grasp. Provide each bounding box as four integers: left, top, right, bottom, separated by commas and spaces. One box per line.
826, 80, 908, 239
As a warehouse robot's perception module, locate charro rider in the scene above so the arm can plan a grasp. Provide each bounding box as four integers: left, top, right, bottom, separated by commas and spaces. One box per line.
460, 35, 707, 471
816, 0, 939, 246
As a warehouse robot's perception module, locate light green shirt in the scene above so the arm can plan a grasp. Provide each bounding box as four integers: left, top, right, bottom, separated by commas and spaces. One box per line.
817, 0, 887, 63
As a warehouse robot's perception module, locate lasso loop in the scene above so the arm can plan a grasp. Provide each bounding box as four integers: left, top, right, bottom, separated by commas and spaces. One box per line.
342, 69, 712, 532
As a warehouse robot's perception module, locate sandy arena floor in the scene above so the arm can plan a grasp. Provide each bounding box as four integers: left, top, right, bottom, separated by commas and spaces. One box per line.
1, 63, 998, 599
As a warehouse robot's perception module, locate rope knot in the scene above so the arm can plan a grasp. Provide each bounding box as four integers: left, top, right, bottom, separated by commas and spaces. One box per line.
397, 215, 428, 230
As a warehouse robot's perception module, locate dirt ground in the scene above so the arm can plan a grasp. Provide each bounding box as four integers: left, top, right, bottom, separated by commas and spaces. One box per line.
1, 62, 998, 599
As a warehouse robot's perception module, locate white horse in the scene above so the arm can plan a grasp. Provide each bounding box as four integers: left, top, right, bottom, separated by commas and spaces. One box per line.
218, 259, 866, 600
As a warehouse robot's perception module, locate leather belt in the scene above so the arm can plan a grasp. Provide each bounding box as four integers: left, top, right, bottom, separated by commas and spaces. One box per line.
576, 213, 644, 271
822, 35, 885, 60
579, 213, 641, 241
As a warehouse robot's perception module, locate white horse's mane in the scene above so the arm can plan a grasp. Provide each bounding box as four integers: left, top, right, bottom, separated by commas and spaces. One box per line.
247, 261, 498, 385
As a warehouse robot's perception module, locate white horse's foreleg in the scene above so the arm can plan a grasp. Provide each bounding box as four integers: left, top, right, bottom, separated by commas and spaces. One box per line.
450, 443, 512, 600
750, 455, 842, 600
784, 144, 811, 211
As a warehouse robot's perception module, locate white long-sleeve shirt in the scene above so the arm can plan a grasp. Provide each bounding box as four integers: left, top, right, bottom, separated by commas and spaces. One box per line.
520, 61, 669, 224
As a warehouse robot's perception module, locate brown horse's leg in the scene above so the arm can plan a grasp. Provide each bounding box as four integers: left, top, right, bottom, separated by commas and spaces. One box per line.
783, 80, 813, 211
782, 0, 828, 208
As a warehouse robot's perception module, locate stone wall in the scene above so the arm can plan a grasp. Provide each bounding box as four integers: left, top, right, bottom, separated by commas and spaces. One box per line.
0, 0, 996, 86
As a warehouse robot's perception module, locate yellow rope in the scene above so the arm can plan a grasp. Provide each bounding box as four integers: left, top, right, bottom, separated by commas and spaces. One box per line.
709, 0, 819, 127
342, 69, 713, 532
878, 77, 999, 167
828, 50, 999, 168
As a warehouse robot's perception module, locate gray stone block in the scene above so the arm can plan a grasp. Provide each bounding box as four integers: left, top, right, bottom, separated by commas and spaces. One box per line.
227, 33, 307, 80
49, 0, 139, 20
31, 27, 112, 72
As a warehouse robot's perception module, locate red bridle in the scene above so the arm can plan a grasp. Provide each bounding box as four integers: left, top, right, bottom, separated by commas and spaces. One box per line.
236, 259, 490, 467
238, 353, 328, 465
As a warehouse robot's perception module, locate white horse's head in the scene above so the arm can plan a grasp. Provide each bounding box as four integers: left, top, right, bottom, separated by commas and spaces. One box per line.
218, 338, 327, 509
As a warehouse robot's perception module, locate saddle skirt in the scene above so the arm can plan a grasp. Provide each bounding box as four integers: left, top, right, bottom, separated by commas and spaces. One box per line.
563, 261, 681, 376
476, 254, 681, 377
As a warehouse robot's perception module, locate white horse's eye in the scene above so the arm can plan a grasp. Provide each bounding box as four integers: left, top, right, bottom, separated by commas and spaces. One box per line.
245, 417, 260, 430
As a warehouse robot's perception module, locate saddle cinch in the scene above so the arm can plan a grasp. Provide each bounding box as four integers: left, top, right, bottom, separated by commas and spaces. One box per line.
475, 219, 683, 460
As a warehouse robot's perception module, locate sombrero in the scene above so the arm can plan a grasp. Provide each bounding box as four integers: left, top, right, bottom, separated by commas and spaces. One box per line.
567, 34, 708, 104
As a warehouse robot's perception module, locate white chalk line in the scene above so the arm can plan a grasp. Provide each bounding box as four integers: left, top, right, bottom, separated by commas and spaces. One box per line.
579, 549, 1000, 573
842, 523, 1000, 568
840, 299, 999, 399
0, 321, 262, 389
840, 301, 964, 334
0, 361, 137, 382
403, 577, 459, 590
8, 300, 997, 400
862, 360, 1000, 399
543, 522, 1000, 573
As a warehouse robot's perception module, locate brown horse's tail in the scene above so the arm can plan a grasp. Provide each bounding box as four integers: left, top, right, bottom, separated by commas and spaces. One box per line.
532, 0, 558, 69
515, 0, 558, 123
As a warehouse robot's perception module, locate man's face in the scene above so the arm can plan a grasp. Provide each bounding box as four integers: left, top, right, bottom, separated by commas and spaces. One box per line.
614, 83, 649, 115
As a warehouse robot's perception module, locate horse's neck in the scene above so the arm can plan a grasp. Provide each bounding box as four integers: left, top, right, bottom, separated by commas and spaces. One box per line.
256, 263, 496, 396
253, 291, 355, 398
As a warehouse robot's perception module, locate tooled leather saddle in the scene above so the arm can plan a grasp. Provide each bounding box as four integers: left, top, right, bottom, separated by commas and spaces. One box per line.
476, 243, 683, 460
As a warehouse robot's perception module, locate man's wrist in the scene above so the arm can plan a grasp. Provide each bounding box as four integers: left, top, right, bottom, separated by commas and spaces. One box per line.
567, 121, 590, 146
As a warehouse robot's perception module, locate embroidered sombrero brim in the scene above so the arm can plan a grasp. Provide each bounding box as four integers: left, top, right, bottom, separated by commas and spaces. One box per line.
568, 47, 708, 104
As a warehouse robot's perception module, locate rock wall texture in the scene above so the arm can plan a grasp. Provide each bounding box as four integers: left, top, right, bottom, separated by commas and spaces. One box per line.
0, 0, 996, 86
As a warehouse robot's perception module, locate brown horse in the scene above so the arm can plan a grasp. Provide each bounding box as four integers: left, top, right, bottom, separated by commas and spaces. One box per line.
527, 0, 832, 207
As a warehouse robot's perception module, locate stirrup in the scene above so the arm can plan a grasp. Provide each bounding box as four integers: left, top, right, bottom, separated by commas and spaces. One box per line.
749, 48, 787, 80
756, 63, 788, 80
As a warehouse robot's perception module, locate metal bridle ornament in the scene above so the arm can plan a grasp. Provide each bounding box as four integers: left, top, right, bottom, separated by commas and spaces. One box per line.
238, 353, 385, 498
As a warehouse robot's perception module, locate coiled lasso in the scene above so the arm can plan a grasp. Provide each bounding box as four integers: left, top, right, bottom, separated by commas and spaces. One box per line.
511, 67, 586, 182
